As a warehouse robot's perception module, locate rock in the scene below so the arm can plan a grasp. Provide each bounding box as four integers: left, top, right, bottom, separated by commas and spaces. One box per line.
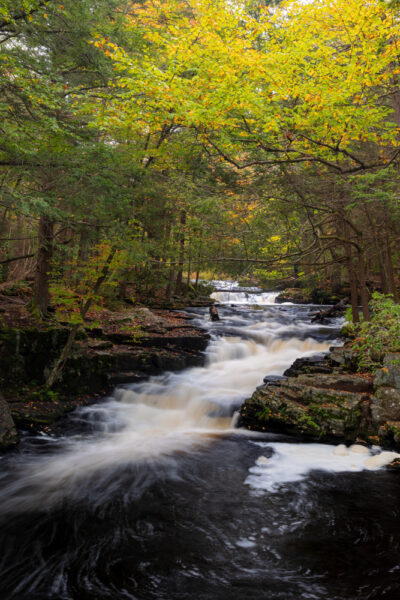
263, 374, 287, 385
256, 456, 269, 465
107, 372, 145, 385
374, 353, 400, 389
296, 373, 373, 394
328, 346, 359, 372
275, 288, 313, 304
275, 287, 343, 305
0, 391, 18, 447
106, 332, 209, 351
241, 376, 368, 441
371, 388, 400, 423
88, 339, 114, 350
241, 344, 400, 451
333, 444, 349, 456
283, 353, 330, 377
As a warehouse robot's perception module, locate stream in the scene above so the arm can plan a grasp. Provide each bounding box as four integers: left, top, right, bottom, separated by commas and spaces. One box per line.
0, 283, 399, 600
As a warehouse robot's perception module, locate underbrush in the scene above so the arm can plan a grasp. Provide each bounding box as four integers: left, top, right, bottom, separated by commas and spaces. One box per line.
346, 293, 400, 371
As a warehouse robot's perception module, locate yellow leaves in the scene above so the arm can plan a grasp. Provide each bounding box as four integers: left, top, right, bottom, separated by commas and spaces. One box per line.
91, 0, 399, 168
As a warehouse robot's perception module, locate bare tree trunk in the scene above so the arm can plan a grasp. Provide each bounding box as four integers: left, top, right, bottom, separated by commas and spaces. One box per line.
34, 216, 54, 318
356, 247, 370, 321
343, 222, 360, 322
385, 239, 398, 301
174, 210, 186, 296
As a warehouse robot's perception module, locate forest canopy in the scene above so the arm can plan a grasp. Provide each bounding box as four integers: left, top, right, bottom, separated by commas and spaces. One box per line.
1, 0, 400, 321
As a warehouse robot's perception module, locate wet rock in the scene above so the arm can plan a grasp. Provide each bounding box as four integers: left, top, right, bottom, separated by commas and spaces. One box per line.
107, 372, 146, 385
296, 373, 373, 394
263, 375, 287, 385
371, 388, 400, 423
275, 288, 313, 304
283, 353, 330, 377
242, 342, 400, 450
87, 339, 114, 350
275, 287, 342, 305
328, 346, 359, 372
241, 377, 367, 440
106, 332, 209, 352
0, 391, 18, 447
374, 353, 400, 389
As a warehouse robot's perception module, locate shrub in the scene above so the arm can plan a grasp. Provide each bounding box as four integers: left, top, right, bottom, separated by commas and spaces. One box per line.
347, 293, 400, 371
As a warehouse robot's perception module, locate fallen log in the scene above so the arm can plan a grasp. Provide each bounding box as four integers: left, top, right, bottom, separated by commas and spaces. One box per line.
310, 298, 348, 323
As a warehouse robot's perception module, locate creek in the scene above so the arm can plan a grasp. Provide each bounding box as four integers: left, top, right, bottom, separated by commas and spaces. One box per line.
0, 283, 399, 600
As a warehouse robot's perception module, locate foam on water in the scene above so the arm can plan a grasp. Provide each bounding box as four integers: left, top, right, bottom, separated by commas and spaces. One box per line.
246, 442, 400, 492
0, 329, 331, 511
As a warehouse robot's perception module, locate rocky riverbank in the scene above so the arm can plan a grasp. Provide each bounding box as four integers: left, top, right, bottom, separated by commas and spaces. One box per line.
240, 345, 400, 450
0, 307, 209, 447
275, 287, 346, 305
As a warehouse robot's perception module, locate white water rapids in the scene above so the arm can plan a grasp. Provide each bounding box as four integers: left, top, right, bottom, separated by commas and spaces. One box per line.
0, 283, 397, 513
210, 280, 280, 305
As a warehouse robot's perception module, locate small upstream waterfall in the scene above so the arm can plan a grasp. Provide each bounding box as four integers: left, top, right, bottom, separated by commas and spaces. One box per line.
210, 280, 279, 305
1, 284, 400, 600
211, 290, 279, 305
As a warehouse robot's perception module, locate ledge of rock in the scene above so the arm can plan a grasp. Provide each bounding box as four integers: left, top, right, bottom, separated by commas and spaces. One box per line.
240, 345, 400, 450
0, 308, 209, 440
275, 287, 343, 305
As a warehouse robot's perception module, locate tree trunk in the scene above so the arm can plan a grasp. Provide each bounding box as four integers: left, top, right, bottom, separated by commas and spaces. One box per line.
343, 221, 359, 322
34, 216, 54, 318
174, 210, 186, 296
356, 247, 370, 321
385, 239, 398, 301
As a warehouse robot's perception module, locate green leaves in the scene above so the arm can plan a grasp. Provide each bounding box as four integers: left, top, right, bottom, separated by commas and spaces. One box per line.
350, 293, 400, 371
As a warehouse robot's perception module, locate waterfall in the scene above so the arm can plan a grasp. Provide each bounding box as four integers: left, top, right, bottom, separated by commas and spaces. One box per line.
0, 324, 331, 511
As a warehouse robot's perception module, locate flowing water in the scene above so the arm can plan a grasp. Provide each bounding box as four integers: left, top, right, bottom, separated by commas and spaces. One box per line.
0, 285, 400, 600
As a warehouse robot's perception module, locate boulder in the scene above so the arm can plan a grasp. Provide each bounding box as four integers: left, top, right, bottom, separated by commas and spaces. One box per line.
328, 346, 359, 371
374, 353, 400, 389
295, 373, 373, 394
283, 353, 331, 377
371, 388, 400, 423
275, 288, 313, 304
241, 375, 369, 440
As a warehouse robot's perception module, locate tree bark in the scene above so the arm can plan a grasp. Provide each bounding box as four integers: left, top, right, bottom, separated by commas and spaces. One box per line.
34, 216, 54, 318
343, 221, 359, 322
174, 210, 186, 296
356, 246, 370, 320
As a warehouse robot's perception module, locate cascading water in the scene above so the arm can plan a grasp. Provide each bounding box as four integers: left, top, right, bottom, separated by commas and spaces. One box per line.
210, 280, 280, 305
1, 284, 400, 600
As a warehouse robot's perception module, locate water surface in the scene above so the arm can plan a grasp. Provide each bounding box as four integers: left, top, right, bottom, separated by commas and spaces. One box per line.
0, 288, 399, 599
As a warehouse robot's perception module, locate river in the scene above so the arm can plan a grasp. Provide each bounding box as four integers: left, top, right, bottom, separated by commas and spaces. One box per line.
0, 284, 399, 600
